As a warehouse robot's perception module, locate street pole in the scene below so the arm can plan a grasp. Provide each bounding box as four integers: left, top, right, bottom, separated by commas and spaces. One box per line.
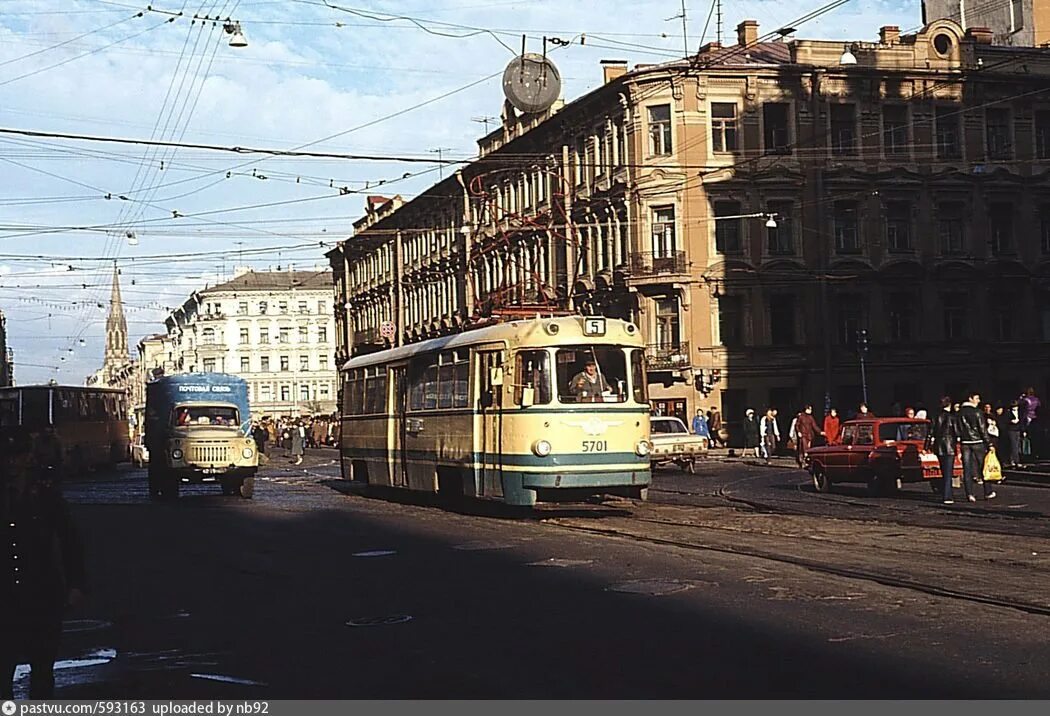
857, 328, 869, 405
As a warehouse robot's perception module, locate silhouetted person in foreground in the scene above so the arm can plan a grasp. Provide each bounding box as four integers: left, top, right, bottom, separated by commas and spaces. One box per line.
0, 431, 87, 699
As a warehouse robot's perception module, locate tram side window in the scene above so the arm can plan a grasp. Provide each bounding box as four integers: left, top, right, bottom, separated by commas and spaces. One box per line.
364, 369, 388, 414
438, 363, 455, 409
22, 390, 50, 428
409, 368, 426, 411
0, 397, 18, 427
423, 364, 439, 410
453, 362, 470, 408
556, 346, 629, 403
631, 349, 648, 404
514, 350, 551, 405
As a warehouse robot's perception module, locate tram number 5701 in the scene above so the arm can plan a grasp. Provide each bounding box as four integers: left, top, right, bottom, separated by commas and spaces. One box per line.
581, 440, 608, 452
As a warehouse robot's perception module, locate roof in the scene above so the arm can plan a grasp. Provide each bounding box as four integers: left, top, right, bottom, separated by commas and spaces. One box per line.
204, 270, 332, 294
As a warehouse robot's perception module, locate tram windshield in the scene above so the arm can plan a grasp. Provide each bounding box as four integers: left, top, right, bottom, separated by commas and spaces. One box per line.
173, 405, 240, 427
556, 346, 630, 404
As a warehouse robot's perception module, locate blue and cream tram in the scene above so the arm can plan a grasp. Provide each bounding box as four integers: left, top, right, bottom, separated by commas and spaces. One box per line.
339, 315, 652, 506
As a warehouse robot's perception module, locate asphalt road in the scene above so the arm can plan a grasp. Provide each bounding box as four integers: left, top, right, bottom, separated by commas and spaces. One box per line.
28, 448, 1050, 698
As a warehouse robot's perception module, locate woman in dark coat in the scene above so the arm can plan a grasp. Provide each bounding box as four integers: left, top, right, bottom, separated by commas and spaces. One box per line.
742, 408, 761, 457
0, 433, 87, 699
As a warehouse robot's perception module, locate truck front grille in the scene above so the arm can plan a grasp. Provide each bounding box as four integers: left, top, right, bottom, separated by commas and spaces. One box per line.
190, 444, 230, 464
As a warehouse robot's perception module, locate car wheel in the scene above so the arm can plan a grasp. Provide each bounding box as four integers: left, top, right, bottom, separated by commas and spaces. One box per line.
812, 464, 831, 493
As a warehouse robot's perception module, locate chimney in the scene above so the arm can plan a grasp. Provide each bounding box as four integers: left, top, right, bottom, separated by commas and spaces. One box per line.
966, 26, 994, 44
879, 25, 900, 44
737, 20, 759, 46
601, 59, 628, 84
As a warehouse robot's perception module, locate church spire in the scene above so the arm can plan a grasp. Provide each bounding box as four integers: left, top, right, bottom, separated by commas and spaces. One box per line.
103, 263, 129, 379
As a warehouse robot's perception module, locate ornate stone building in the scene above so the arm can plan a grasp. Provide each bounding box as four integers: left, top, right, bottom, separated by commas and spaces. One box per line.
329, 18, 1050, 436
164, 269, 338, 417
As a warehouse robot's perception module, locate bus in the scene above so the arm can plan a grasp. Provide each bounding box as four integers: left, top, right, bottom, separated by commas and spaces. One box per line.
0, 385, 130, 471
340, 315, 652, 507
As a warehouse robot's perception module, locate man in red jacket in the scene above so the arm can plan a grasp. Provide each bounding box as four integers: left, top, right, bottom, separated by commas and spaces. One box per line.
794, 404, 823, 468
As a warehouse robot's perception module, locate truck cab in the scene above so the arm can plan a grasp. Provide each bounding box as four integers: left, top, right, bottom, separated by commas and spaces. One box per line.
146, 374, 258, 500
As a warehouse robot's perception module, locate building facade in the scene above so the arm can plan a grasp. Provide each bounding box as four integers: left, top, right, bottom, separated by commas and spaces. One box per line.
164, 270, 338, 417
923, 0, 1050, 47
0, 308, 11, 387
329, 19, 1050, 437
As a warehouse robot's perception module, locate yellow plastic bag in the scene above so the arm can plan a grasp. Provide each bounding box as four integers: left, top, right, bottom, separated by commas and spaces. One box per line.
983, 448, 1003, 483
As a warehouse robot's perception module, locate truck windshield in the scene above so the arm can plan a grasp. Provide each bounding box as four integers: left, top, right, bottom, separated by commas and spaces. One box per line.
556, 346, 628, 404
173, 406, 239, 427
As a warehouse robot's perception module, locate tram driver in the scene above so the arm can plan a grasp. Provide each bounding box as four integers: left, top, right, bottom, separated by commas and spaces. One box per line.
569, 359, 610, 403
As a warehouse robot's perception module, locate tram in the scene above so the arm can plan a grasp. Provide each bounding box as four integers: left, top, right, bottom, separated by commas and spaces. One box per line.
0, 384, 130, 470
340, 315, 652, 506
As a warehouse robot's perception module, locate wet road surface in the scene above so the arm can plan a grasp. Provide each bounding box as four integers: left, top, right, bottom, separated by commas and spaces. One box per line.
35, 448, 1050, 698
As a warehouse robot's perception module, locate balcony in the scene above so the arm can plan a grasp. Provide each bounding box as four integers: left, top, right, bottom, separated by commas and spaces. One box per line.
628, 251, 687, 278
645, 341, 690, 371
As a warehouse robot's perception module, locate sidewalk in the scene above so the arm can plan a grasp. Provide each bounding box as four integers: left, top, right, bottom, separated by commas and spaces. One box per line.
701, 447, 800, 469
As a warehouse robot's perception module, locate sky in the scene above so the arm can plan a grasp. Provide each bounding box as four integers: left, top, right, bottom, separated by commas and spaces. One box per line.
0, 0, 919, 385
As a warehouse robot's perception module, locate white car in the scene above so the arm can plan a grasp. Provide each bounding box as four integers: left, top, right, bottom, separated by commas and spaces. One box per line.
130, 440, 150, 467
649, 416, 708, 473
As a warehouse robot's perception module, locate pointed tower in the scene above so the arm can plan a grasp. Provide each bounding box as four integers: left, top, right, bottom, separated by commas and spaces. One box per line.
103, 264, 129, 380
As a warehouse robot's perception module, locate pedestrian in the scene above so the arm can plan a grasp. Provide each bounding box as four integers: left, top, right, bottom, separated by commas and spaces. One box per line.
983, 403, 1000, 450
760, 408, 780, 464
929, 395, 959, 505
251, 421, 269, 458
904, 406, 916, 419
691, 409, 711, 443
823, 407, 841, 445
0, 433, 87, 699
290, 420, 305, 466
742, 408, 761, 457
793, 404, 821, 468
957, 390, 996, 502
857, 402, 873, 418
1002, 402, 1022, 468
1019, 387, 1040, 430
915, 403, 928, 420
707, 407, 724, 448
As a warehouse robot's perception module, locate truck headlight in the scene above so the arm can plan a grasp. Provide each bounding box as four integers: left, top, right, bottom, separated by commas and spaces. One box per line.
171, 448, 183, 460
242, 447, 254, 459
532, 440, 552, 457
635, 440, 651, 457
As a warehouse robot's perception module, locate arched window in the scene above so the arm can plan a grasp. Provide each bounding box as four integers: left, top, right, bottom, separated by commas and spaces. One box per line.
201, 327, 216, 344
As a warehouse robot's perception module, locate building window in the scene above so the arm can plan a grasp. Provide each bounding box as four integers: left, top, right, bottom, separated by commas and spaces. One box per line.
986, 108, 1012, 159
318, 325, 328, 343
279, 327, 290, 344
651, 206, 676, 257
769, 294, 796, 346
762, 103, 790, 155
833, 201, 860, 254
318, 301, 326, 315
648, 105, 672, 155
718, 295, 744, 348
201, 327, 215, 345
766, 200, 794, 255
280, 356, 289, 371
319, 354, 329, 370
259, 301, 268, 315
992, 295, 1015, 341
830, 104, 856, 156
654, 297, 680, 349
937, 201, 966, 254
989, 202, 1013, 255
261, 356, 270, 371
259, 327, 269, 344
1036, 111, 1050, 160
240, 357, 250, 372
260, 384, 272, 401
239, 327, 249, 344
886, 201, 913, 252
238, 301, 248, 315
887, 293, 916, 343
1011, 0, 1024, 31
280, 385, 290, 401
320, 384, 330, 399
300, 355, 309, 371
837, 293, 867, 346
298, 325, 308, 342
711, 103, 738, 154
278, 301, 288, 314
202, 358, 216, 372
935, 107, 962, 159
943, 292, 968, 341
883, 105, 909, 156
714, 200, 743, 255
1041, 205, 1050, 254
299, 301, 308, 314
299, 385, 310, 402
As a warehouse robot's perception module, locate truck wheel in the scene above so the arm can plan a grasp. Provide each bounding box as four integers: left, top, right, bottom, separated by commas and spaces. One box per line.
148, 468, 161, 500
163, 472, 180, 500
220, 479, 237, 496
239, 476, 255, 500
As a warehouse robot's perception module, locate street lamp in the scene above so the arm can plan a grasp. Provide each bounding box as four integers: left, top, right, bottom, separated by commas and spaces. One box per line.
839, 43, 858, 65
708, 212, 778, 227
856, 328, 870, 405
223, 21, 248, 48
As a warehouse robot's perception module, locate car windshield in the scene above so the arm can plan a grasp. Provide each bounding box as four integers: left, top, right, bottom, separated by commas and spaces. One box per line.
556, 346, 629, 404
652, 419, 687, 434
879, 421, 929, 442
174, 405, 239, 427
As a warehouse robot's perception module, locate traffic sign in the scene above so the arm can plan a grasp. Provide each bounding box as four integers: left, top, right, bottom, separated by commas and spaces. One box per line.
379, 321, 396, 340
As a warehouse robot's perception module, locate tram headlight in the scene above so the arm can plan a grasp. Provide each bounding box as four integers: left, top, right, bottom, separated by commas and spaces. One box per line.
242, 447, 254, 459
635, 440, 651, 457
532, 439, 552, 457
171, 448, 183, 461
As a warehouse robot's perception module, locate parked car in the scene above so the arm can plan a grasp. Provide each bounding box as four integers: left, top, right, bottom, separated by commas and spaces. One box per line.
130, 438, 150, 467
805, 417, 962, 495
649, 416, 708, 473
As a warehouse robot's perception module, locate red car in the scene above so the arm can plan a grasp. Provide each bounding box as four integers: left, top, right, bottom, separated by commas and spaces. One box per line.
805, 417, 963, 495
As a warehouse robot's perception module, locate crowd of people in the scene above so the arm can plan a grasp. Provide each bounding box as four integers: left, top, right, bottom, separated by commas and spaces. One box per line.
249, 415, 338, 466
